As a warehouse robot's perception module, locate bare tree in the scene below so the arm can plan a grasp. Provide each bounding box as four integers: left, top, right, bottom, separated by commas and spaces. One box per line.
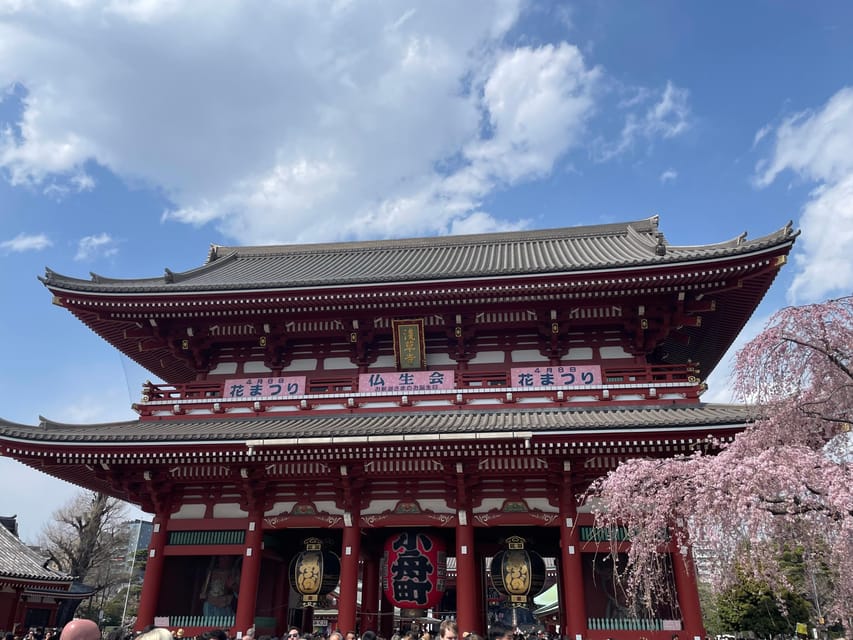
39, 491, 131, 623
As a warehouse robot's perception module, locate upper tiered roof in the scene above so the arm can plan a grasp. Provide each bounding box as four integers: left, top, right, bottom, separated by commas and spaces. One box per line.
41, 216, 796, 293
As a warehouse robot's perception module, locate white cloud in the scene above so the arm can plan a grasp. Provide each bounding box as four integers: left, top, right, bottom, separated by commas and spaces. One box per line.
0, 1, 682, 247
752, 123, 772, 148
594, 80, 691, 161
755, 88, 853, 188
660, 168, 677, 183
754, 87, 853, 302
788, 176, 853, 301
0, 231, 52, 252
74, 232, 119, 261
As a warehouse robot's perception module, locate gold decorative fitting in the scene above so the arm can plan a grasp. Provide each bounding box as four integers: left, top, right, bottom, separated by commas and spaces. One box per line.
259, 336, 267, 347
640, 318, 649, 329
181, 338, 189, 350
350, 331, 358, 343
454, 326, 462, 338
551, 322, 559, 334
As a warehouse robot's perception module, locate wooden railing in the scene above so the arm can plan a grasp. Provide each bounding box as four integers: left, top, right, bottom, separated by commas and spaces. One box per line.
135, 363, 703, 418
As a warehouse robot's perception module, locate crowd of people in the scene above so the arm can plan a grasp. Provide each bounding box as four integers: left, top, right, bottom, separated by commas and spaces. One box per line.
5, 617, 532, 640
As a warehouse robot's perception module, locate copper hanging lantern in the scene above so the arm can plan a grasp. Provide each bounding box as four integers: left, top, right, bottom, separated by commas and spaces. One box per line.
489, 535, 546, 608
289, 537, 341, 608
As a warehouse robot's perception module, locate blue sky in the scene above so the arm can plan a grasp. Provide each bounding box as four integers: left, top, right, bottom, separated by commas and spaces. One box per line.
1, 1, 852, 543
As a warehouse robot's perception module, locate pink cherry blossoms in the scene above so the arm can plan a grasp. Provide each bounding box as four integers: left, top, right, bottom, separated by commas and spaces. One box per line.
589, 296, 852, 634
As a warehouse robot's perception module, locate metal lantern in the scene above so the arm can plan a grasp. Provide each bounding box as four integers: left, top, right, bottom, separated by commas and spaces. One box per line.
289, 537, 341, 608
382, 531, 447, 617
489, 535, 546, 608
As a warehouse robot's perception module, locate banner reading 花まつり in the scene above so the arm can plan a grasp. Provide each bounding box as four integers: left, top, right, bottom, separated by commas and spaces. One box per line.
510, 365, 601, 387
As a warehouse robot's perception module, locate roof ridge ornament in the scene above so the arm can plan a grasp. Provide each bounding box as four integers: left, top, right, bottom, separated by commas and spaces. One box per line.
164, 268, 174, 283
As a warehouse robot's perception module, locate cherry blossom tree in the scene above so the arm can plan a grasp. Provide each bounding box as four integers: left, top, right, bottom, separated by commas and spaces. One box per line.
589, 296, 852, 635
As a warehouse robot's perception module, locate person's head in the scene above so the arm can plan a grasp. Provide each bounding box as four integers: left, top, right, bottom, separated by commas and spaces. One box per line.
60, 620, 101, 640
361, 632, 376, 640
136, 630, 172, 640
328, 633, 342, 640
487, 624, 511, 640
345, 632, 356, 640
286, 630, 300, 640
439, 622, 457, 640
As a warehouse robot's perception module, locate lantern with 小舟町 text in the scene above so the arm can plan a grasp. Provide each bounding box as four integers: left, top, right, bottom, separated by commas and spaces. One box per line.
489, 535, 546, 608
382, 531, 447, 617
289, 537, 341, 608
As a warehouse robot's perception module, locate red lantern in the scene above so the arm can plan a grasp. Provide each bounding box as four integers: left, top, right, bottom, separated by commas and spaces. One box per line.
382, 531, 447, 616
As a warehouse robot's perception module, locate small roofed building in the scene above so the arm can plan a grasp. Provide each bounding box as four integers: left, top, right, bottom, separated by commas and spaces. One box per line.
0, 517, 94, 633
0, 217, 797, 640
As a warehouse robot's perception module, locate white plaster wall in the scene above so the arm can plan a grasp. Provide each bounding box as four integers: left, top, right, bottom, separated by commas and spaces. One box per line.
209, 362, 238, 375
599, 345, 631, 359
510, 349, 549, 362
283, 359, 319, 371
565, 347, 593, 360
468, 351, 506, 364
213, 503, 249, 518
171, 503, 207, 519
323, 357, 359, 370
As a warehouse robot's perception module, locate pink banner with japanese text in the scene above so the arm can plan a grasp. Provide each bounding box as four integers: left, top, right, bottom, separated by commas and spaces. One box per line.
224, 376, 307, 397
510, 365, 601, 387
359, 370, 455, 392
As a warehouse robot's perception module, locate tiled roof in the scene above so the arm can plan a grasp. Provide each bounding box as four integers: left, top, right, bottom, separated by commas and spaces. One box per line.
40, 216, 797, 293
0, 404, 754, 444
0, 519, 73, 582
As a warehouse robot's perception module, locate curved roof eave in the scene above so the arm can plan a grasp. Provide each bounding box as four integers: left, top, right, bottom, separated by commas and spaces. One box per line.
0, 404, 756, 446
38, 218, 798, 296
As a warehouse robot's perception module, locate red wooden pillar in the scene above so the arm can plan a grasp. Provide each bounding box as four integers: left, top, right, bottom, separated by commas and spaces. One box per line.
6, 588, 22, 634
338, 514, 362, 633
135, 513, 169, 631
455, 511, 479, 635
235, 513, 265, 635
275, 558, 290, 635
559, 481, 586, 640
379, 588, 394, 638
474, 550, 487, 634
360, 550, 380, 632
672, 540, 705, 640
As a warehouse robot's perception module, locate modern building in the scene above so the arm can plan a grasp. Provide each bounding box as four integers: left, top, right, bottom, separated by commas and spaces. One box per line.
0, 216, 796, 640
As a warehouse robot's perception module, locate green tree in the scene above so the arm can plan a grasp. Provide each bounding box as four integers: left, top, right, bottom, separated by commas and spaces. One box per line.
698, 579, 724, 638
716, 571, 812, 639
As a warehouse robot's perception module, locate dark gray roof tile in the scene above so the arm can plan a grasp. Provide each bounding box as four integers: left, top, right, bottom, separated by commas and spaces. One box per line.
0, 521, 73, 582
40, 217, 797, 294
0, 405, 753, 445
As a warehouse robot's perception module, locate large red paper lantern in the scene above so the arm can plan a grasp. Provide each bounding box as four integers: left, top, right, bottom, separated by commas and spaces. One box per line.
382, 531, 447, 616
